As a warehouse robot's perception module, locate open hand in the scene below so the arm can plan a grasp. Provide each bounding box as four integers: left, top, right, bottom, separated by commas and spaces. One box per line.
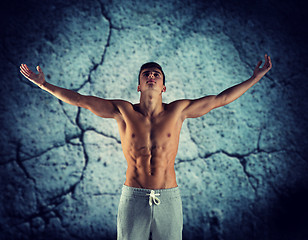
252, 54, 272, 79
20, 64, 46, 87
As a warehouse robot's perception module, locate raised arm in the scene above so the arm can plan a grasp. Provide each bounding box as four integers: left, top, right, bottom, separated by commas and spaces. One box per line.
20, 64, 120, 119
182, 54, 272, 119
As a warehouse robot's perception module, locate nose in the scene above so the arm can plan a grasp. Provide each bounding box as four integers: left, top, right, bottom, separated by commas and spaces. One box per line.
148, 72, 155, 78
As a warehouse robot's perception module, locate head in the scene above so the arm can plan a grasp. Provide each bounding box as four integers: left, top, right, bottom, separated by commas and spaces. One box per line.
138, 62, 165, 86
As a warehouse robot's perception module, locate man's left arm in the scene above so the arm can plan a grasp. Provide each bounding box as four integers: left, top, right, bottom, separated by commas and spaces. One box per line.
181, 54, 272, 119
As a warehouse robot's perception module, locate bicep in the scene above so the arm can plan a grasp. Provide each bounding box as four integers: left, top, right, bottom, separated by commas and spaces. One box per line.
78, 95, 120, 118
181, 95, 221, 119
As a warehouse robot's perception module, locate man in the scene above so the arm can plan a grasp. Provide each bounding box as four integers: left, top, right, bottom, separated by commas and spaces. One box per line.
20, 54, 272, 240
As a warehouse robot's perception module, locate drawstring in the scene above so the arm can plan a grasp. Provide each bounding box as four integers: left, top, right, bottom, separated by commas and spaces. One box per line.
146, 190, 161, 206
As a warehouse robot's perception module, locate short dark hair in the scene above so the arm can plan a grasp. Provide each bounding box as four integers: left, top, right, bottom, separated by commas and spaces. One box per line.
138, 62, 165, 85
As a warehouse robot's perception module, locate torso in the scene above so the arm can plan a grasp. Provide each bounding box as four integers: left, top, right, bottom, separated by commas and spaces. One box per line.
115, 101, 185, 189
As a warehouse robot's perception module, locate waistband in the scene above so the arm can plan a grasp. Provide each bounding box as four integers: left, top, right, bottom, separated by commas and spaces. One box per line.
121, 185, 181, 199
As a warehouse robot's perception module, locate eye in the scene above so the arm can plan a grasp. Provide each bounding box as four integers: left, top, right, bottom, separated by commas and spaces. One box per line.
154, 73, 160, 77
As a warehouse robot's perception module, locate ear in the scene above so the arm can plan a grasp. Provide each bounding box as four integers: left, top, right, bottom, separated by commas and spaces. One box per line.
162, 86, 166, 92
137, 85, 141, 92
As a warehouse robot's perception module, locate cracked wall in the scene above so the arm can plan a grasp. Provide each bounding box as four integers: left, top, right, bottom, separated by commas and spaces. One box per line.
1, 0, 307, 239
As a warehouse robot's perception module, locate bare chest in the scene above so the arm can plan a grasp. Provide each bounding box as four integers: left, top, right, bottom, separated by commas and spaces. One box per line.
118, 109, 183, 150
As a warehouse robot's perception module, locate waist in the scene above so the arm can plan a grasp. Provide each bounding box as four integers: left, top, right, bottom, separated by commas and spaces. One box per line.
121, 184, 181, 199
125, 165, 177, 189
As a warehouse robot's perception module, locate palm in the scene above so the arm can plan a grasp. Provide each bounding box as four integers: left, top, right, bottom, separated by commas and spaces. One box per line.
20, 64, 46, 86
253, 54, 272, 79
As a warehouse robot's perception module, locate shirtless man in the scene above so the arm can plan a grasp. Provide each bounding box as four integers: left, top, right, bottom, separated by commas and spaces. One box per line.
20, 55, 272, 240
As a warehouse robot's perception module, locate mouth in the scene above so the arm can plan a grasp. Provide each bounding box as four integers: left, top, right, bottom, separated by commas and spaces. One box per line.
147, 80, 156, 84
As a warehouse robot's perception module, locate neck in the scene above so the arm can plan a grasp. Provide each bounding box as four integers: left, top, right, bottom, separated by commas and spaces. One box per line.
139, 91, 164, 117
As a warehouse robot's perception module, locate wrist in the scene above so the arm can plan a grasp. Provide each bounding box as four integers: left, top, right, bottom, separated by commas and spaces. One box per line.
39, 81, 48, 89
250, 74, 261, 82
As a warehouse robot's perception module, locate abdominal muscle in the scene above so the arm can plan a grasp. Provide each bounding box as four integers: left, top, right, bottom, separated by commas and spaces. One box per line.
123, 144, 179, 189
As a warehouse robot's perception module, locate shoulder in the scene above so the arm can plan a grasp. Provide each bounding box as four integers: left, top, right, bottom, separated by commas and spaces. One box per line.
111, 99, 135, 113
112, 99, 133, 107
166, 96, 217, 119
167, 99, 192, 110
163, 100, 191, 118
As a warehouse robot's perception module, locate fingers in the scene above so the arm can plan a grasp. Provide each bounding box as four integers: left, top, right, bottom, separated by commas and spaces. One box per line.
264, 54, 272, 70
265, 54, 269, 65
268, 55, 272, 69
20, 64, 34, 79
20, 64, 31, 74
255, 60, 262, 69
37, 65, 42, 73
20, 64, 29, 76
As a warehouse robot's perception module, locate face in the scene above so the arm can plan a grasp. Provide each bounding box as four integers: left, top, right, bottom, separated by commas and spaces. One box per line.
137, 67, 166, 93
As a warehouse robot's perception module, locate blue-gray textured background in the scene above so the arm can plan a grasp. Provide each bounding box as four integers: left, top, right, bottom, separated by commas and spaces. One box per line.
1, 0, 307, 239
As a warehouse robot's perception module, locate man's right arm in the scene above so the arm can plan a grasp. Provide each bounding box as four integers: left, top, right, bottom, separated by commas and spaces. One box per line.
20, 64, 120, 119
42, 82, 120, 118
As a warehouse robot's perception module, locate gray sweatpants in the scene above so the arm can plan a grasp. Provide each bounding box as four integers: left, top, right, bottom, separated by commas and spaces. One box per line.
117, 185, 183, 240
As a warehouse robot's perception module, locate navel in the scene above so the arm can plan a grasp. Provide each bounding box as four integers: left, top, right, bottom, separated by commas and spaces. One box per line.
167, 133, 171, 138
132, 133, 135, 138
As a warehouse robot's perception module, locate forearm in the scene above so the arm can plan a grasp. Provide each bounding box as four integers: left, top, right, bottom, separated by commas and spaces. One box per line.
40, 82, 82, 106
216, 76, 261, 106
